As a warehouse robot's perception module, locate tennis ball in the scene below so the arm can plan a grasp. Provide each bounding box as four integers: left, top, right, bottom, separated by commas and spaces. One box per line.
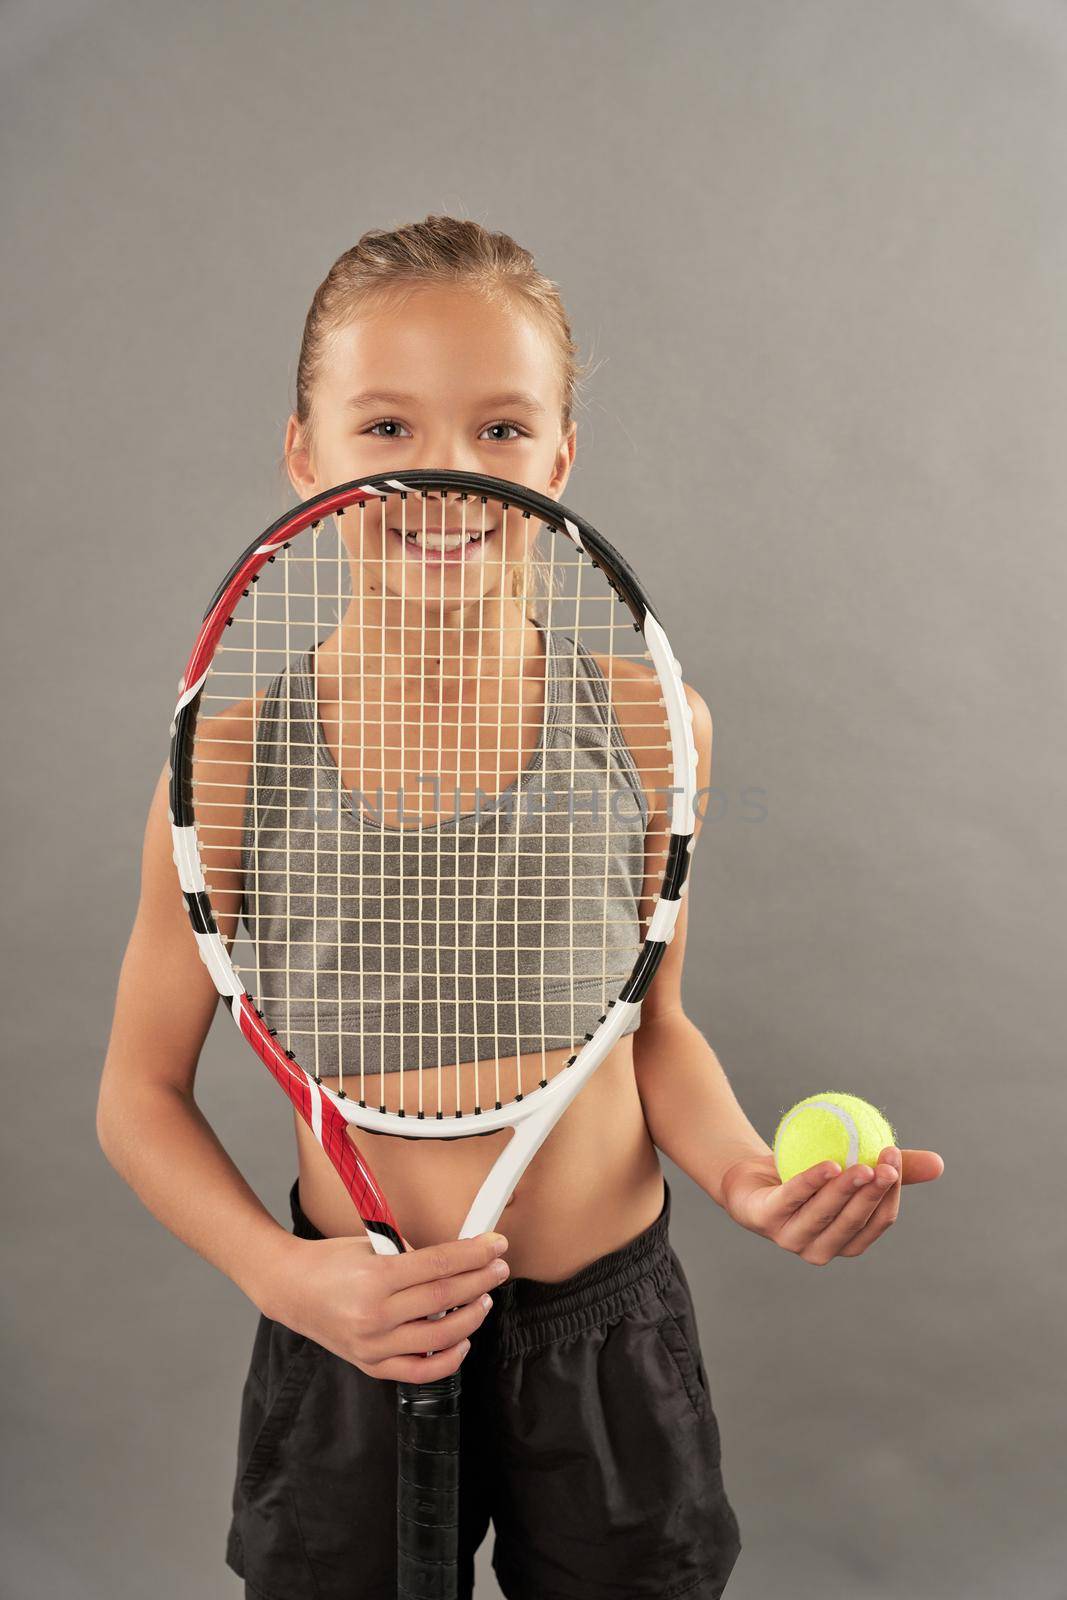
773, 1092, 896, 1183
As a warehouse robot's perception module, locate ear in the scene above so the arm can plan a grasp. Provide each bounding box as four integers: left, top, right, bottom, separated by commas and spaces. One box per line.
284, 413, 318, 500
547, 420, 577, 499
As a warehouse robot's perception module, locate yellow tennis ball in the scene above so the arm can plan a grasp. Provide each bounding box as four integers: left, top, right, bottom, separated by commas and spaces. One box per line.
773, 1092, 896, 1183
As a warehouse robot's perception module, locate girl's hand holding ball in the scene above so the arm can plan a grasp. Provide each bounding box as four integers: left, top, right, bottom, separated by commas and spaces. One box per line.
719, 1091, 945, 1265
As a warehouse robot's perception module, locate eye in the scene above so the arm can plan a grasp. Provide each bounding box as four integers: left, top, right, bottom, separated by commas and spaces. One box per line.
480, 420, 526, 442
366, 418, 411, 438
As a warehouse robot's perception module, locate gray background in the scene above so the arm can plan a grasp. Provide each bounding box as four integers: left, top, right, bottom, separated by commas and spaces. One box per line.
2, 1, 1064, 1596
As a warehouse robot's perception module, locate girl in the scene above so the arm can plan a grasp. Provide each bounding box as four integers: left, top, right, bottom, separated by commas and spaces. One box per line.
99, 216, 937, 1600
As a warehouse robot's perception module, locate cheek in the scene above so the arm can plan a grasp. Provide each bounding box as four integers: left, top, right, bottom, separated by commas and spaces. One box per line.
306, 416, 373, 479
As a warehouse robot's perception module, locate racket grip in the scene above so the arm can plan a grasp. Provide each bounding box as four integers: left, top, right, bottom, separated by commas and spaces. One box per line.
397, 1374, 461, 1600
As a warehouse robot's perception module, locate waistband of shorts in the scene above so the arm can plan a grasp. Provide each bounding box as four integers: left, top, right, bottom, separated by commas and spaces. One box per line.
289, 1177, 675, 1352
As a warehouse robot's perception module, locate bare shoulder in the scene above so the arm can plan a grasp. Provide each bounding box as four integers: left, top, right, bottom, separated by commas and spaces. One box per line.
103, 704, 259, 1096
112, 695, 258, 1062
591, 653, 668, 821
683, 683, 712, 774
590, 651, 661, 715
593, 653, 712, 777
189, 697, 257, 811
590, 652, 661, 758
185, 697, 257, 923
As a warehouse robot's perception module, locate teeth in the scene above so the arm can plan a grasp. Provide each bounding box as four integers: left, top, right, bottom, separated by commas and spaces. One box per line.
401, 529, 486, 550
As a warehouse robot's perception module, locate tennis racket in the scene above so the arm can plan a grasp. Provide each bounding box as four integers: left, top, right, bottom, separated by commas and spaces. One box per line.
168, 469, 697, 1599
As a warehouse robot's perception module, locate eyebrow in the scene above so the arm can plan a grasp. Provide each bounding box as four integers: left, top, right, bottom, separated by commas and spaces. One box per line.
345, 389, 547, 416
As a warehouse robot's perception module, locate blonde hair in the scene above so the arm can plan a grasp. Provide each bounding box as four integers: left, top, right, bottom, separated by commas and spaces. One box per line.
293, 215, 585, 609
294, 214, 584, 447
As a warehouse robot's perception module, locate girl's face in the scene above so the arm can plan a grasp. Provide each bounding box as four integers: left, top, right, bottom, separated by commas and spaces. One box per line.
285, 284, 576, 613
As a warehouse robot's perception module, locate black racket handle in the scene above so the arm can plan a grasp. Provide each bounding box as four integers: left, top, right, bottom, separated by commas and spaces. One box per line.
397, 1373, 461, 1599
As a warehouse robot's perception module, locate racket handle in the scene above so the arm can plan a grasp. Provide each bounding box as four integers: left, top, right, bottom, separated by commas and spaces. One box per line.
397, 1373, 461, 1599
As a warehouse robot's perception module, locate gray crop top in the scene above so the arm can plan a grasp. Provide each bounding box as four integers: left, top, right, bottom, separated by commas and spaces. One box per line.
240, 628, 648, 1081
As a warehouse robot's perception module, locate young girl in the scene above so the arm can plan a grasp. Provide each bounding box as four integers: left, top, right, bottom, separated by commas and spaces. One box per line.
99, 216, 935, 1600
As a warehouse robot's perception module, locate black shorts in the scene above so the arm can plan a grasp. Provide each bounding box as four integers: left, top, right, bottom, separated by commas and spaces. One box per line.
226, 1180, 741, 1599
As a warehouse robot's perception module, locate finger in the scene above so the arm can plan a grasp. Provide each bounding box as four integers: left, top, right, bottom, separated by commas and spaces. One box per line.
772, 1162, 844, 1216
386, 1255, 510, 1328
785, 1162, 900, 1260
895, 1148, 945, 1184
365, 1338, 472, 1386
384, 1233, 508, 1293
777, 1160, 895, 1239
371, 1295, 494, 1361
835, 1175, 902, 1256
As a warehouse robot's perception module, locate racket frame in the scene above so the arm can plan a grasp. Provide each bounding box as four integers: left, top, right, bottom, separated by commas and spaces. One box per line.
169, 469, 698, 1250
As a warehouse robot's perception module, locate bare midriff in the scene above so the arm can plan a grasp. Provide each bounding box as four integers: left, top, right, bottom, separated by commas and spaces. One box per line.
293, 1036, 665, 1281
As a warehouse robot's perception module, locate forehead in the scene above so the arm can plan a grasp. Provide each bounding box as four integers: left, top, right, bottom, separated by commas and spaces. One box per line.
318, 285, 560, 409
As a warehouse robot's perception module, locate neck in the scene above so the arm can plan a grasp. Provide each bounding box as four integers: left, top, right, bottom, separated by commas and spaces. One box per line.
337, 593, 538, 677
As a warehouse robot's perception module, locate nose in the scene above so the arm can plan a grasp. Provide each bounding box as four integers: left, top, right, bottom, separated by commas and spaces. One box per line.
417, 435, 490, 479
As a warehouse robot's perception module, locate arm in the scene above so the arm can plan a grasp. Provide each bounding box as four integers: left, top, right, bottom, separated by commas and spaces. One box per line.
97, 763, 301, 1302
634, 690, 944, 1264
632, 691, 773, 1208
97, 760, 504, 1377
633, 1018, 773, 1210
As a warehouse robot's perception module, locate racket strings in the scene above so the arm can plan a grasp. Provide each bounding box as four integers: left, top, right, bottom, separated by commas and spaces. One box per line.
191, 490, 675, 1119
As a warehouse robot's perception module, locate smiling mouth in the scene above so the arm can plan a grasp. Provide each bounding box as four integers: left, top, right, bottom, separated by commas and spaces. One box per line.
389, 525, 495, 564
